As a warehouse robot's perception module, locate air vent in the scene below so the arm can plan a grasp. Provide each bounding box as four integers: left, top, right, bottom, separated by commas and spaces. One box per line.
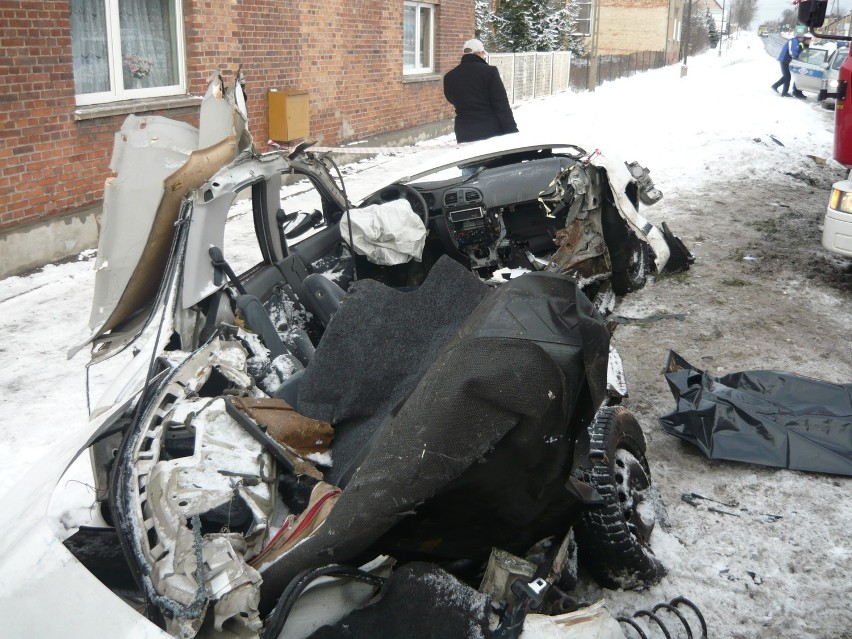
464, 190, 481, 203
444, 192, 459, 206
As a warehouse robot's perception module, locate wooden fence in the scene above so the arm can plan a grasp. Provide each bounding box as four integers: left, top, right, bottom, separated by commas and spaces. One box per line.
487, 49, 669, 102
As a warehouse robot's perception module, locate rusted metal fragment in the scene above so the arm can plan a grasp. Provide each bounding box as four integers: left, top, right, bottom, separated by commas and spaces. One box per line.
231, 396, 333, 456
539, 163, 611, 282
548, 222, 610, 279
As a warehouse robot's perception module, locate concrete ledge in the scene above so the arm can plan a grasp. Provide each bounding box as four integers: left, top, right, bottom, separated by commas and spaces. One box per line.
74, 95, 203, 121
0, 204, 101, 279
330, 119, 454, 165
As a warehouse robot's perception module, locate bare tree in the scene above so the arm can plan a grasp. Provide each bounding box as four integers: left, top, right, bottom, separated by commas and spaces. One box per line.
731, 0, 757, 30
779, 8, 797, 31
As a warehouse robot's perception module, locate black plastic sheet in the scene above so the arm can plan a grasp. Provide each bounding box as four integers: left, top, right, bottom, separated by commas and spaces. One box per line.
260, 264, 610, 610
659, 351, 852, 476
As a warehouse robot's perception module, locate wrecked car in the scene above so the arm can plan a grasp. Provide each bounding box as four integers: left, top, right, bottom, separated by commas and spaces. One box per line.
0, 72, 696, 638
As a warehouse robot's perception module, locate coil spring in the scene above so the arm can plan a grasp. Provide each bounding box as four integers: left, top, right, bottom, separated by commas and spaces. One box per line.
617, 596, 707, 639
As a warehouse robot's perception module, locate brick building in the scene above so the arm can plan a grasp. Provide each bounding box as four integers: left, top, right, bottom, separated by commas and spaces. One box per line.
0, 0, 471, 276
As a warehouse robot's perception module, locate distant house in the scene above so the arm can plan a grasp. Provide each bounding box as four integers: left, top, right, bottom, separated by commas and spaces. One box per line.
0, 0, 472, 276
694, 0, 726, 35
569, 0, 683, 62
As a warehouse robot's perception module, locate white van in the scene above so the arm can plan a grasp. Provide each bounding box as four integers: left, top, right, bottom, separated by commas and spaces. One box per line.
823, 172, 852, 257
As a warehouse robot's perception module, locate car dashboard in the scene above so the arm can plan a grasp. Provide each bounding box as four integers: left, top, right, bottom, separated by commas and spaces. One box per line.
410, 155, 577, 272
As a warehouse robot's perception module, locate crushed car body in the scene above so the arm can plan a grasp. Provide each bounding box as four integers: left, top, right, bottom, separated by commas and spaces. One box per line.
0, 71, 700, 638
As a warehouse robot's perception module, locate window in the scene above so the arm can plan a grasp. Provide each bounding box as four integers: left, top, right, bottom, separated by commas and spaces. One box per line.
570, 0, 592, 37
403, 1, 434, 74
799, 47, 830, 65
69, 0, 186, 105
223, 184, 267, 276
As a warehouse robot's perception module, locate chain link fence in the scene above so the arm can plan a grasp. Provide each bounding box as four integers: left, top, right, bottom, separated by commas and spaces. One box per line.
488, 50, 669, 103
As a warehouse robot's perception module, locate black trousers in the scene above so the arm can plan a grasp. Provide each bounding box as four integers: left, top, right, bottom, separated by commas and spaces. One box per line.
772, 59, 792, 95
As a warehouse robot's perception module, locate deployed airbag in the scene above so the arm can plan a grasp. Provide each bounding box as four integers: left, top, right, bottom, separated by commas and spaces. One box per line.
340, 201, 427, 265
659, 351, 852, 476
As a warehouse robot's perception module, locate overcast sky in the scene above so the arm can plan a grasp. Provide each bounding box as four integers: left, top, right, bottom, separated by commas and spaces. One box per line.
754, 0, 851, 27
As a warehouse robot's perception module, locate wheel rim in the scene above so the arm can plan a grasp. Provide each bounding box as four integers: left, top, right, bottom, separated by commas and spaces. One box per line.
614, 448, 655, 543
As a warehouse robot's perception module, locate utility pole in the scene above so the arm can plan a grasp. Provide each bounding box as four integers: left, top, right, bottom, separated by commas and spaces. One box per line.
587, 0, 601, 91
719, 0, 726, 56
681, 0, 692, 76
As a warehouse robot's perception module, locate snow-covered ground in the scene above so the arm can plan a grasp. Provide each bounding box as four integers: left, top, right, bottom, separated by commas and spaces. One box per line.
0, 32, 849, 638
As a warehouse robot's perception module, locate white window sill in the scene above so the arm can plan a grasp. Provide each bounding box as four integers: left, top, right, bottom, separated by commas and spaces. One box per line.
74, 94, 203, 121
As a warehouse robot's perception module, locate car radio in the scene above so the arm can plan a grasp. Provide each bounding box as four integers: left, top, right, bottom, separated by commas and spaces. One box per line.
448, 207, 500, 247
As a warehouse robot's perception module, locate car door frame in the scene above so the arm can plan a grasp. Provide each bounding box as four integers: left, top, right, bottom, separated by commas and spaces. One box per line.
790, 46, 833, 93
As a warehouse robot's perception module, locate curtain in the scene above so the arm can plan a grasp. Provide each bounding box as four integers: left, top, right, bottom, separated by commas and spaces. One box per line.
70, 0, 110, 94
403, 4, 416, 70
69, 0, 178, 95
119, 0, 177, 89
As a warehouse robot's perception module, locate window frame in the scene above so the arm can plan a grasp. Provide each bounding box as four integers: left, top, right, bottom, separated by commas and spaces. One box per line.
798, 47, 830, 66
403, 1, 436, 75
71, 0, 187, 107
570, 0, 593, 37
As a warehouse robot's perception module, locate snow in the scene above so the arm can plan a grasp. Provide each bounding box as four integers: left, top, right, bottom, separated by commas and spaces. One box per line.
0, 32, 849, 638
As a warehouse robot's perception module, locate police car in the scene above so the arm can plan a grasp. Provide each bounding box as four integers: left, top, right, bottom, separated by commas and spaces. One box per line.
789, 42, 836, 94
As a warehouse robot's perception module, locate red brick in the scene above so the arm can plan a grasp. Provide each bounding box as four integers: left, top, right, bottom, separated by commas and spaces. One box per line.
0, 0, 472, 232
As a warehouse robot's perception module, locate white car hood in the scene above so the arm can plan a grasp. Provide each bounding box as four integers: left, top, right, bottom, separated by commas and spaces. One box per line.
0, 402, 169, 637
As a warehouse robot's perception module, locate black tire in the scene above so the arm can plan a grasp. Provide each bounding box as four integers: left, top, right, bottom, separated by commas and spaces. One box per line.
610, 237, 650, 296
601, 199, 651, 296
575, 406, 666, 590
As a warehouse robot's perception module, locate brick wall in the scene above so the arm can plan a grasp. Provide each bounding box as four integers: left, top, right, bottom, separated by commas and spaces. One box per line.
0, 0, 471, 232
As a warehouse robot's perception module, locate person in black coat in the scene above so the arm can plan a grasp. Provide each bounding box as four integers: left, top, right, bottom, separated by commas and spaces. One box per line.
443, 39, 519, 143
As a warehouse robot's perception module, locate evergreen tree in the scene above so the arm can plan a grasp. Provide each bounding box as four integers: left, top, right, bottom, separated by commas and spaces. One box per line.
490, 0, 586, 55
682, 4, 710, 56
563, 2, 588, 57
494, 0, 532, 52
475, 0, 507, 52
525, 0, 561, 51
706, 9, 720, 48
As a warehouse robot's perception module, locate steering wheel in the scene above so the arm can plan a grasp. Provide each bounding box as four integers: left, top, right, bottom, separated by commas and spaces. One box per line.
361, 184, 430, 229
